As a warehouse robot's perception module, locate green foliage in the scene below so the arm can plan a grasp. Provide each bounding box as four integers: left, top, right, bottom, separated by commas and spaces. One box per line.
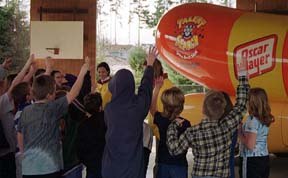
0, 1, 29, 72
162, 60, 205, 94
0, 5, 14, 58
128, 46, 146, 85
141, 0, 166, 28
128, 47, 146, 73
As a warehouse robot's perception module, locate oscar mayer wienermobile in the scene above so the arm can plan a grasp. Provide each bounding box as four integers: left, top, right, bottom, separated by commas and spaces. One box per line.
156, 3, 288, 153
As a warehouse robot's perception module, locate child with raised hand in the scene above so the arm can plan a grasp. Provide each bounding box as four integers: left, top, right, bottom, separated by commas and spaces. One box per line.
166, 60, 250, 178
102, 46, 157, 178
144, 59, 174, 140
238, 88, 273, 178
150, 76, 191, 178
0, 54, 34, 178
143, 58, 174, 178
17, 57, 90, 178
76, 92, 106, 178
11, 82, 32, 178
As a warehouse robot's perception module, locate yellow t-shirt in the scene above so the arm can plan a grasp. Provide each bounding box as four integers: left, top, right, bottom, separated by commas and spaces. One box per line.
96, 80, 112, 109
147, 78, 174, 139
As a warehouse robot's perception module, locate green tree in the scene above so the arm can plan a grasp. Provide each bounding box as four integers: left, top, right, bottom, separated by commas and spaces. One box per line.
129, 0, 149, 46
141, 0, 174, 29
128, 46, 146, 85
0, 0, 29, 72
162, 61, 205, 94
0, 4, 14, 59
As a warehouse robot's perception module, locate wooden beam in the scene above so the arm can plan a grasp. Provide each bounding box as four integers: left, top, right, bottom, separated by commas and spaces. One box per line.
39, 7, 89, 14
257, 9, 288, 15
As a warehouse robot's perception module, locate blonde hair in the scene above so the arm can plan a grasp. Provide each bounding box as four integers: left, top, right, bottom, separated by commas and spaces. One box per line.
248, 88, 274, 126
203, 90, 227, 120
161, 87, 185, 120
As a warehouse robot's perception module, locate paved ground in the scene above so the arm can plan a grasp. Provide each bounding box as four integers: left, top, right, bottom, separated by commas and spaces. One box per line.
146, 139, 288, 178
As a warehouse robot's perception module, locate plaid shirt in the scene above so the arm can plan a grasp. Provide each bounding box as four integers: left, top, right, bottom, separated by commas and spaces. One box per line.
167, 76, 249, 178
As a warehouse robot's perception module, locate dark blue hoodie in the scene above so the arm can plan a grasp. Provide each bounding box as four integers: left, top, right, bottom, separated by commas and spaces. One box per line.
102, 67, 153, 178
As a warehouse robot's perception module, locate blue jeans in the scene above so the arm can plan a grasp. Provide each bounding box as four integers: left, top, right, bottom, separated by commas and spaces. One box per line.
156, 163, 187, 178
229, 131, 238, 178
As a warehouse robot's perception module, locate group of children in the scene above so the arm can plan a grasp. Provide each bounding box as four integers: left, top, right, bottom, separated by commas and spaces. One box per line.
0, 46, 274, 178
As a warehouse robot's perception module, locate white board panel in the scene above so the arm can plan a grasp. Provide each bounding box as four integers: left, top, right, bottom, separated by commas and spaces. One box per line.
30, 21, 84, 59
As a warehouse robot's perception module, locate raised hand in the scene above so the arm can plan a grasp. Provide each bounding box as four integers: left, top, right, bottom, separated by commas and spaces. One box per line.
146, 45, 159, 66
154, 76, 164, 89
2, 58, 12, 70
44, 56, 54, 75
66, 56, 91, 104
82, 56, 90, 71
45, 56, 53, 68
23, 59, 37, 82
237, 58, 249, 78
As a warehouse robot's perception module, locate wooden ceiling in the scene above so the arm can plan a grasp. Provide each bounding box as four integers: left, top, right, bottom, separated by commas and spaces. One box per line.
237, 0, 288, 15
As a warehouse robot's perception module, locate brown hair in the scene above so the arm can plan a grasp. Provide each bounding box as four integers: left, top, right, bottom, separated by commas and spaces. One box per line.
203, 90, 227, 120
220, 92, 233, 119
97, 62, 110, 76
153, 59, 164, 78
248, 88, 274, 126
32, 75, 55, 100
161, 87, 185, 120
143, 58, 163, 78
84, 92, 102, 114
11, 82, 30, 106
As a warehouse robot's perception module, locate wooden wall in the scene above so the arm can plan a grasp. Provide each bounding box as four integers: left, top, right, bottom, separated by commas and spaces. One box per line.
30, 0, 96, 84
237, 0, 288, 13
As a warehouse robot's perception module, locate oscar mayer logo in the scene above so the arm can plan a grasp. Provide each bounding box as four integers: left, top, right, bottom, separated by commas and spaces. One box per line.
234, 35, 277, 78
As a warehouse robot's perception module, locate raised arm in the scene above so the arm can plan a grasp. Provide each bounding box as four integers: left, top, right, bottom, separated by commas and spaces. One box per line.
0, 58, 12, 81
23, 62, 37, 82
44, 56, 53, 75
7, 55, 34, 97
66, 57, 90, 104
220, 59, 250, 130
149, 76, 163, 116
137, 46, 157, 117
77, 71, 91, 102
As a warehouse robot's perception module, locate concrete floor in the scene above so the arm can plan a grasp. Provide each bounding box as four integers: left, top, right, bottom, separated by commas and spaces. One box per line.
146, 138, 288, 178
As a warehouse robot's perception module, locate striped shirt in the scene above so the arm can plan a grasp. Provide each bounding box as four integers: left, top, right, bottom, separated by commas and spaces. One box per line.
167, 76, 249, 178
